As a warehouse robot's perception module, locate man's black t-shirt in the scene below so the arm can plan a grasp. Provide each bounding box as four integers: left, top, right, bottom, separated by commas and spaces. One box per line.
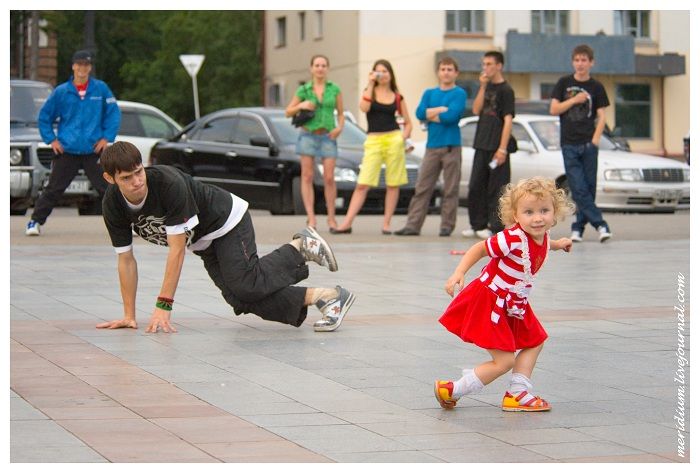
473, 81, 515, 151
551, 74, 610, 145
102, 166, 235, 250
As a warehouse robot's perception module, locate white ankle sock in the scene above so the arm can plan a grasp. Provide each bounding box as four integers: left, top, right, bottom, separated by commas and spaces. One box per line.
311, 287, 339, 305
452, 368, 485, 398
508, 372, 533, 394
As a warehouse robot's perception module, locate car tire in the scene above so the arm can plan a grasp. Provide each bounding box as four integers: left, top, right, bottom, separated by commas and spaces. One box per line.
292, 177, 305, 215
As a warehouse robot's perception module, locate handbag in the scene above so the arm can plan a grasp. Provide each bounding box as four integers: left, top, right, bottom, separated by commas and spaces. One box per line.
291, 82, 317, 128
292, 109, 315, 127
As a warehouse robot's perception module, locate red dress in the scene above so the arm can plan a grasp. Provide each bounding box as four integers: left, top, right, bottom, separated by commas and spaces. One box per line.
439, 224, 549, 352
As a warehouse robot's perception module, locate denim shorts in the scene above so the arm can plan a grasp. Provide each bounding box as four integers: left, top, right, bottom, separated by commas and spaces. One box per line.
295, 131, 338, 159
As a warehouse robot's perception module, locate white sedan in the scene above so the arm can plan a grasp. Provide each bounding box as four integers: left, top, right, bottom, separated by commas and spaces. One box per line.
117, 100, 182, 165
413, 114, 690, 212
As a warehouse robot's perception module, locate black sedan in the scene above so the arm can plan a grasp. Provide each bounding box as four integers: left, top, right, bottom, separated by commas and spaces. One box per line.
150, 107, 437, 215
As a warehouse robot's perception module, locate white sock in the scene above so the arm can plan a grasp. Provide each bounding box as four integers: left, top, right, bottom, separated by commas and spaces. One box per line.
508, 372, 533, 394
310, 287, 339, 305
289, 239, 302, 251
452, 368, 485, 398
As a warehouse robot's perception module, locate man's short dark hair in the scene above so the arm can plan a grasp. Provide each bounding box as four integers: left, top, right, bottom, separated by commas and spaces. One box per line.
101, 141, 143, 177
438, 56, 459, 72
484, 51, 505, 65
571, 44, 595, 61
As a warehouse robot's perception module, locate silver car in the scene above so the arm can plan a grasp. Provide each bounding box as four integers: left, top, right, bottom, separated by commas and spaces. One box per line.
414, 114, 690, 213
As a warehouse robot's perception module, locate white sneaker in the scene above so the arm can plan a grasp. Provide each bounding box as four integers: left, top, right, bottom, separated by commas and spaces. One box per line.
475, 229, 493, 239
598, 226, 612, 243
25, 220, 41, 236
461, 229, 475, 238
570, 231, 583, 242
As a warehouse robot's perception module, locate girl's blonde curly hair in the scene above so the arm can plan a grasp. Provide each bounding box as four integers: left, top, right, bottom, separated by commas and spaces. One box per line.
498, 177, 574, 227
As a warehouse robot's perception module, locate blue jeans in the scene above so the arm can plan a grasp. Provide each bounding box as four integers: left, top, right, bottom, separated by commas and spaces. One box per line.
562, 143, 609, 234
295, 131, 338, 158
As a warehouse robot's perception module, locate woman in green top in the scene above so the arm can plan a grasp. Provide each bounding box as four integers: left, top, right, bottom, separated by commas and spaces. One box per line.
285, 55, 345, 231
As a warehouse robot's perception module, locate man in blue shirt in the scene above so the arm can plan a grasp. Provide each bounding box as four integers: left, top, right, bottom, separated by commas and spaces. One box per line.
26, 50, 121, 236
395, 57, 466, 237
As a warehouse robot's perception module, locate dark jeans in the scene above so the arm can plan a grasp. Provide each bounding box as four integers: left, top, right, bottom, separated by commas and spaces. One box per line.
194, 212, 309, 327
31, 153, 108, 224
468, 148, 511, 233
562, 143, 608, 234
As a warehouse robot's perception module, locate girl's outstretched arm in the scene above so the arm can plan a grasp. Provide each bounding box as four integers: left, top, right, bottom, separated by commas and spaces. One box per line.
550, 237, 573, 252
445, 241, 489, 296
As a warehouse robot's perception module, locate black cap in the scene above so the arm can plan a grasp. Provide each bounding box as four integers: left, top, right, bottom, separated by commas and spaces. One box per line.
72, 50, 93, 64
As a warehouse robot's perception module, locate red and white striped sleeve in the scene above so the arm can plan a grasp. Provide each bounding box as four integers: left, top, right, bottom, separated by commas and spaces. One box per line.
484, 228, 521, 258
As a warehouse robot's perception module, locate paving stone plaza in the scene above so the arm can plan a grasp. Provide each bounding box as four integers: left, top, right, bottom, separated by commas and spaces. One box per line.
9, 210, 691, 463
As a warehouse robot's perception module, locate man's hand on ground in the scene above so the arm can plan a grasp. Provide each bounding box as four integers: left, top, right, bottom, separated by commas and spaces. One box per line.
146, 308, 178, 333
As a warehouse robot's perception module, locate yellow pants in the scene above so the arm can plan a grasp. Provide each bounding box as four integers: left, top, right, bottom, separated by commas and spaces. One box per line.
357, 130, 408, 187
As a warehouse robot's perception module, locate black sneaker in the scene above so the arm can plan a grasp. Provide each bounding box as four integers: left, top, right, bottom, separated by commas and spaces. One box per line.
439, 228, 452, 237
314, 286, 355, 332
293, 226, 338, 271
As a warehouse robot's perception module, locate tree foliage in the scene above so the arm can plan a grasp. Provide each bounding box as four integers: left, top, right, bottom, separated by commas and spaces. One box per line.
42, 11, 262, 125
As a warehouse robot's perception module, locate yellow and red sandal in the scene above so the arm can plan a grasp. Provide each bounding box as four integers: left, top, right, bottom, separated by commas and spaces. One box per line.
434, 380, 458, 409
501, 391, 551, 412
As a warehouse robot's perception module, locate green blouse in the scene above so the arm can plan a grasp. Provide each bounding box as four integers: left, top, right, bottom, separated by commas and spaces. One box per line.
294, 81, 341, 132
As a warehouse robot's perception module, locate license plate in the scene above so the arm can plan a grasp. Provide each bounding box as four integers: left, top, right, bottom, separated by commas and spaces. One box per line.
654, 189, 680, 200
65, 180, 91, 194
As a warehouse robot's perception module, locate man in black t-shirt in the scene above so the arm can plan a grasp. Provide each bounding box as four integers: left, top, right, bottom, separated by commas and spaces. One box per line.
550, 44, 612, 243
96, 141, 355, 334
462, 51, 515, 238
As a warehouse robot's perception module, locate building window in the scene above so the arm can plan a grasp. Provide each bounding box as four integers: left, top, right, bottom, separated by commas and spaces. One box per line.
614, 10, 650, 39
446, 11, 485, 34
540, 83, 555, 100
299, 12, 306, 41
315, 11, 323, 39
276, 17, 286, 47
268, 84, 282, 106
615, 84, 651, 138
531, 11, 569, 34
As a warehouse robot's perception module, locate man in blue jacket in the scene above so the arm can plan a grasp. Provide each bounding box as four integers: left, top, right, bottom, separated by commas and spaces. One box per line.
26, 50, 121, 236
395, 57, 466, 237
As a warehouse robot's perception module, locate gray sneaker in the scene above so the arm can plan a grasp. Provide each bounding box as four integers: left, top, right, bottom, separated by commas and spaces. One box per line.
293, 226, 338, 272
314, 286, 355, 332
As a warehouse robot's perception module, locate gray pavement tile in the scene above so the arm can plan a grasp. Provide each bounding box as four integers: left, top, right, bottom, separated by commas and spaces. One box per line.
328, 450, 444, 462
390, 431, 510, 450
267, 424, 412, 454
11, 396, 49, 420
358, 419, 474, 436
240, 412, 349, 428
522, 440, 647, 460
483, 427, 599, 445
11, 445, 107, 462
425, 445, 555, 462
11, 419, 88, 447
573, 423, 680, 454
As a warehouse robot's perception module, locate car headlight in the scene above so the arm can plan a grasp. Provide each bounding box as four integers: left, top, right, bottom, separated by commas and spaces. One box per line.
683, 169, 690, 182
10, 148, 23, 166
317, 164, 358, 182
604, 169, 643, 182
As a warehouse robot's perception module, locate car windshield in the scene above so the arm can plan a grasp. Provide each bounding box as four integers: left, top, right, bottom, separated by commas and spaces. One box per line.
530, 120, 617, 151
269, 115, 368, 148
10, 83, 52, 125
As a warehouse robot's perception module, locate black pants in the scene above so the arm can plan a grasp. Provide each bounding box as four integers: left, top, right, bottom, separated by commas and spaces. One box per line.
194, 212, 309, 327
31, 153, 108, 224
468, 149, 511, 234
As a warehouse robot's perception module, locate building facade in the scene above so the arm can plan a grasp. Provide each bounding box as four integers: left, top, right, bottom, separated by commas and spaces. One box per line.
264, 10, 689, 156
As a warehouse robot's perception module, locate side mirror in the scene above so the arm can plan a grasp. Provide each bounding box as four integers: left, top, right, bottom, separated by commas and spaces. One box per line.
517, 140, 536, 154
250, 135, 279, 156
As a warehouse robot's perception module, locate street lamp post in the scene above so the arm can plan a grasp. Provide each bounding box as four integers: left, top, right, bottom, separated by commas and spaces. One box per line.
179, 54, 205, 120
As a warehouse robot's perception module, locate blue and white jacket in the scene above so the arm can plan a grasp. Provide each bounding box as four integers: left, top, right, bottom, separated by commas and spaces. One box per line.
38, 76, 121, 155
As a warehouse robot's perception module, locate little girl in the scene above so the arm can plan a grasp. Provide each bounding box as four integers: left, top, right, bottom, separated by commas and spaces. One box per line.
434, 177, 573, 412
